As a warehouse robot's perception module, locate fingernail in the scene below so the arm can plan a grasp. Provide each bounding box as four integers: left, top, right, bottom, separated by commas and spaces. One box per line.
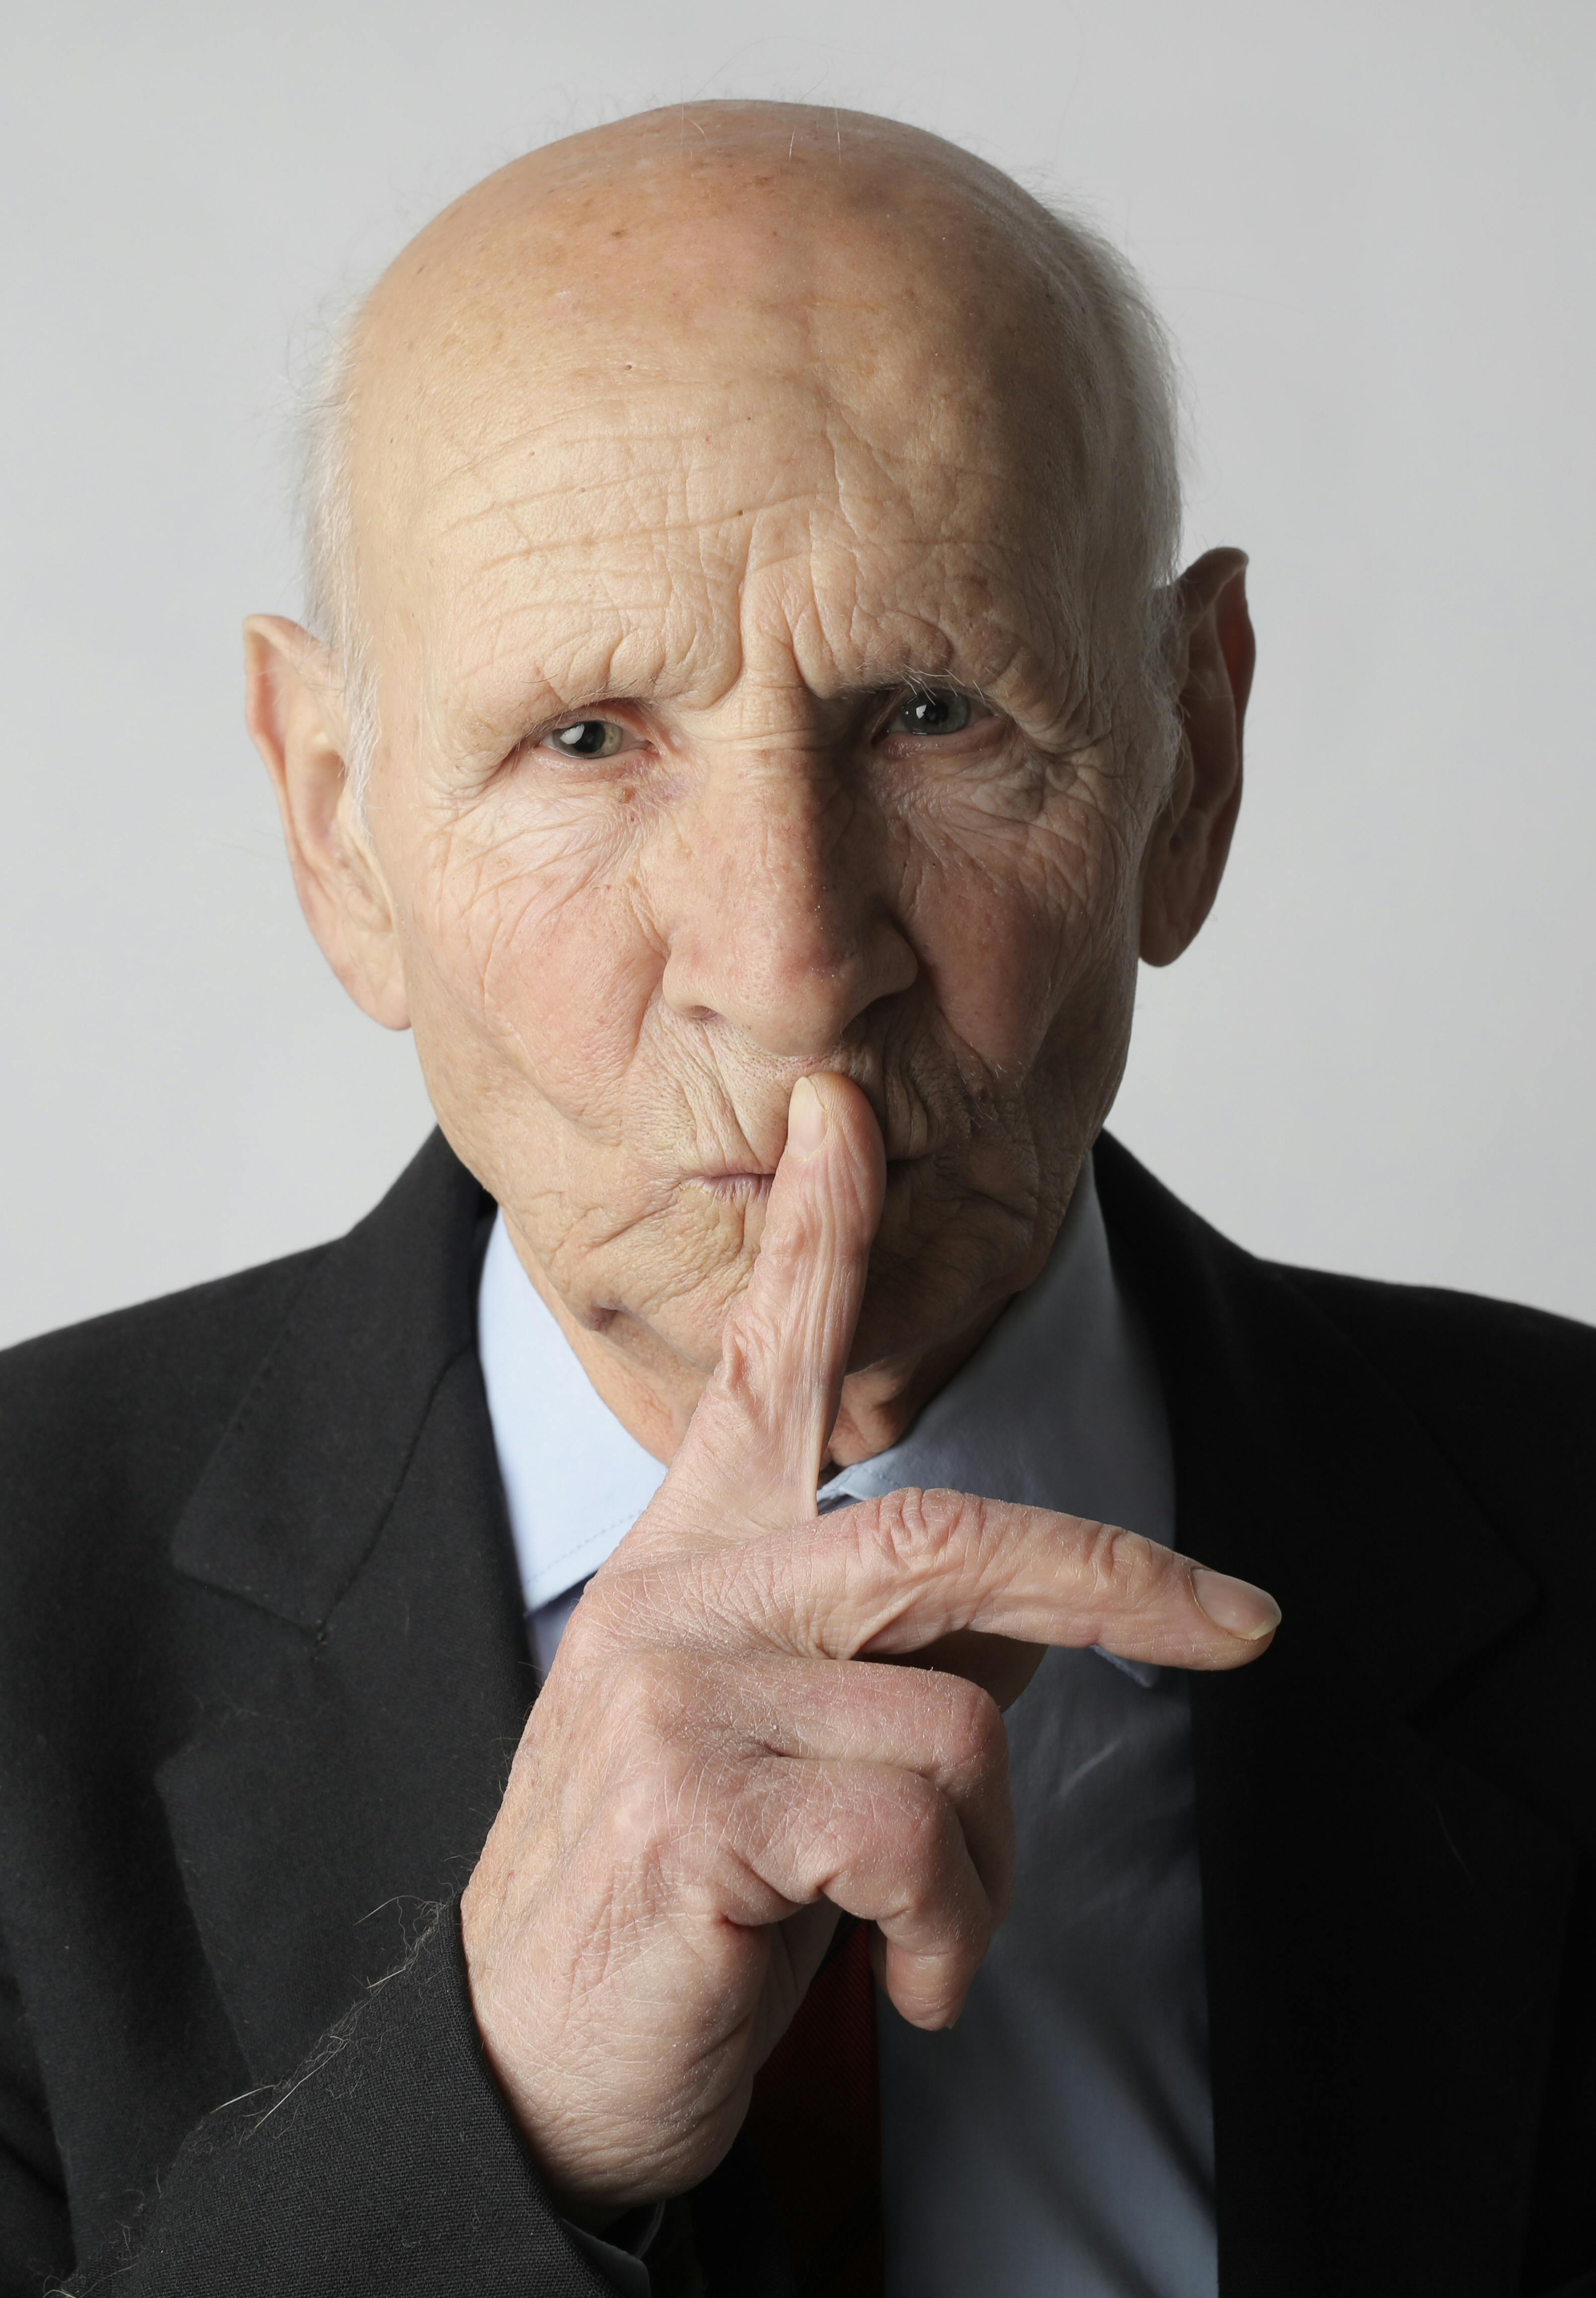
1191, 1565, 1281, 1641
787, 1076, 827, 1157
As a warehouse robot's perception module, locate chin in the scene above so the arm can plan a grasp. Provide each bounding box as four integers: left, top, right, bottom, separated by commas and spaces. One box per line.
851, 1183, 1049, 1372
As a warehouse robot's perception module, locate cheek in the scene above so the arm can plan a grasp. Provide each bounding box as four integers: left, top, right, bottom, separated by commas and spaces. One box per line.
905, 792, 1139, 1075
392, 798, 662, 1121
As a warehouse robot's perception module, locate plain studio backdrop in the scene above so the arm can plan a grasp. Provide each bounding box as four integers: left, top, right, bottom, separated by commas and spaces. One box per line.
2, 1, 1592, 1347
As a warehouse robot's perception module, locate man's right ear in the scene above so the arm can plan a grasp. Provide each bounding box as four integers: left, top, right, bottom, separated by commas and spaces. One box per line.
243, 615, 411, 1030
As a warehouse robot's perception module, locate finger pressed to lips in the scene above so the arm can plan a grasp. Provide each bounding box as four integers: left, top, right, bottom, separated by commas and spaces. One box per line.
627, 1072, 1282, 1678
647, 1071, 886, 1537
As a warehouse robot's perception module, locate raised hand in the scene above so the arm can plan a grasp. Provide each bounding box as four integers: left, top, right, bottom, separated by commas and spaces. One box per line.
460, 1074, 1279, 2215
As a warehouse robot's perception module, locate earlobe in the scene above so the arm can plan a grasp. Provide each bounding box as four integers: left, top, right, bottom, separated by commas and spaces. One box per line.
1138, 549, 1255, 968
242, 615, 411, 1031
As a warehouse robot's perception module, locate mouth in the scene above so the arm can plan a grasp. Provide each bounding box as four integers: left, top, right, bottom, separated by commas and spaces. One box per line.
692, 1153, 926, 1203
696, 1169, 775, 1204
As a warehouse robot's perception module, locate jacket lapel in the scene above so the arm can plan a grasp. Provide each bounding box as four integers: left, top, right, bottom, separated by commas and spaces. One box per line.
1096, 1136, 1577, 2297
157, 1133, 535, 2084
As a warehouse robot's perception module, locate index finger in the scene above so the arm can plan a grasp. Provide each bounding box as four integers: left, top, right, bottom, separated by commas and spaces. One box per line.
641, 1072, 884, 1549
646, 1486, 1281, 1675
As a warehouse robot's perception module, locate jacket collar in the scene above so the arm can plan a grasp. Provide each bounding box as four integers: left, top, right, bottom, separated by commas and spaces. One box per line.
1094, 1133, 1535, 1711
170, 1130, 493, 1629
1095, 1135, 1574, 2297
159, 1132, 534, 2082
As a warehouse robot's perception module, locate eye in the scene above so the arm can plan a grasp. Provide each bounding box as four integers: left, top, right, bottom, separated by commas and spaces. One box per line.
892, 686, 975, 738
545, 718, 630, 761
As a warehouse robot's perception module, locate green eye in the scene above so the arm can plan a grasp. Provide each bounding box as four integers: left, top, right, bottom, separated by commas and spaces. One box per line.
896, 687, 974, 737
550, 719, 625, 759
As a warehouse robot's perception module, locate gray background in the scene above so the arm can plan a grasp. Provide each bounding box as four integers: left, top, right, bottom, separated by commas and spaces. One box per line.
3, 0, 1592, 1347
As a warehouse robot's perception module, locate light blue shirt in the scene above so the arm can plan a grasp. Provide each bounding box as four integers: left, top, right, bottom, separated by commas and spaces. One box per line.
477, 1158, 1217, 2297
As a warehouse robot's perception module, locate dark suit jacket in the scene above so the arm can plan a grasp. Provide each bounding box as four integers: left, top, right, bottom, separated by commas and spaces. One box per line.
0, 1132, 1590, 2297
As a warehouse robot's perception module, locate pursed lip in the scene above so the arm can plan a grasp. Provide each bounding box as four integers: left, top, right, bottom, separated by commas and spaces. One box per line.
690, 1152, 926, 1198
693, 1168, 776, 1201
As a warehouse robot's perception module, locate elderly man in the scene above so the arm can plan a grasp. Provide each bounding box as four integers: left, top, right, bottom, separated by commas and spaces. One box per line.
0, 100, 1589, 2298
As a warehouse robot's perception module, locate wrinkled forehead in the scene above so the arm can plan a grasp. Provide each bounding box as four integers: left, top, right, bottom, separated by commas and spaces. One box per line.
348, 145, 1082, 721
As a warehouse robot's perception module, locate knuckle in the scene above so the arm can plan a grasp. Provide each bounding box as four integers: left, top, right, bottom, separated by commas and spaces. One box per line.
949, 1876, 999, 1954
600, 1651, 698, 1751
888, 1770, 955, 1875
862, 1485, 974, 1573
711, 1316, 761, 1412
752, 1196, 817, 1281
581, 1766, 693, 1919
1080, 1517, 1171, 1609
559, 1570, 646, 1662
550, 1593, 609, 1675
588, 1736, 735, 1887
593, 1765, 669, 1867
941, 1674, 1006, 1778
729, 1753, 814, 1871
568, 1551, 708, 1660
707, 1289, 790, 1426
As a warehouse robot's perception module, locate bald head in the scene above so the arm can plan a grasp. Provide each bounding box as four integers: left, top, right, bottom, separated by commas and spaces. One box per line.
359, 102, 1123, 386
300, 102, 1182, 797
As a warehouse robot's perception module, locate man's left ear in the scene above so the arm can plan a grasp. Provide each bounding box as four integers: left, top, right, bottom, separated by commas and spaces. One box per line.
1138, 546, 1256, 967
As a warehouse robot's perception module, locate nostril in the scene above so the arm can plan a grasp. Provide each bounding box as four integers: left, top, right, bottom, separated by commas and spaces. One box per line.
658, 854, 918, 1056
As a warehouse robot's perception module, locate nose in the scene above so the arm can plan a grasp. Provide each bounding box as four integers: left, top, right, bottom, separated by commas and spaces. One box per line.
657, 753, 917, 1060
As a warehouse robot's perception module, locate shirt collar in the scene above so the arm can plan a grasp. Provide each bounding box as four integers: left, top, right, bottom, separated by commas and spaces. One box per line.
477, 1217, 667, 1611
478, 1153, 1173, 1632
817, 1157, 1173, 1547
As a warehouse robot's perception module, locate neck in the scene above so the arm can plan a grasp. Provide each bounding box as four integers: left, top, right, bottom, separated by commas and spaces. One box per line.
499, 1215, 1020, 1475
821, 1305, 1012, 1468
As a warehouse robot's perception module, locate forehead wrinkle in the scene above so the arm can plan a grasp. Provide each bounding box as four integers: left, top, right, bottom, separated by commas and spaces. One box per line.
731, 494, 1063, 694
407, 337, 840, 507
445, 589, 732, 743
415, 432, 822, 592
368, 245, 1066, 650
388, 358, 1083, 752
432, 501, 1071, 747
384, 318, 1051, 594
397, 444, 731, 712
712, 526, 1067, 731
428, 417, 861, 545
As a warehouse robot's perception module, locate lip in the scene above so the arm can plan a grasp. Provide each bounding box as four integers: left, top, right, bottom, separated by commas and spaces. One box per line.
696, 1169, 776, 1199
691, 1152, 926, 1197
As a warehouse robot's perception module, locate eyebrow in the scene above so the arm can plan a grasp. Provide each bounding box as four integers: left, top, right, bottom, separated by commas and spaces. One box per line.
437, 551, 1086, 750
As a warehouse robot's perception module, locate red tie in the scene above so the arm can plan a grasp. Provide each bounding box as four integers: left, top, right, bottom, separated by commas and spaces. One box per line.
744, 1918, 885, 2296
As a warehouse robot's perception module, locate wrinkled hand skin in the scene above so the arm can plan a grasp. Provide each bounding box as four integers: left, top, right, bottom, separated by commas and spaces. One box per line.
460, 1076, 1279, 2217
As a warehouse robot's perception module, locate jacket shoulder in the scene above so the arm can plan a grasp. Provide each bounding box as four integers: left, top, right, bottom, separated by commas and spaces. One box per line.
0, 1246, 330, 1572
1097, 1132, 1596, 1463
1273, 1261, 1595, 1589
1276, 1259, 1595, 1408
